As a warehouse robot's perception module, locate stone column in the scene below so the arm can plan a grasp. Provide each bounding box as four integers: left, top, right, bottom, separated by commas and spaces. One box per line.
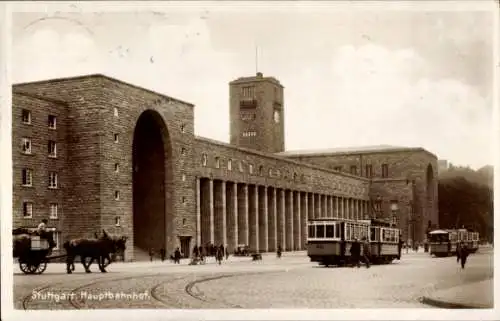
301, 192, 308, 249
225, 182, 238, 252
248, 185, 258, 252
259, 186, 268, 252
286, 190, 294, 251
214, 180, 227, 246
196, 177, 201, 246
293, 191, 301, 250
311, 193, 315, 219
269, 187, 277, 252
322, 195, 327, 219
209, 179, 214, 243
280, 189, 286, 250
315, 194, 321, 218
237, 184, 249, 245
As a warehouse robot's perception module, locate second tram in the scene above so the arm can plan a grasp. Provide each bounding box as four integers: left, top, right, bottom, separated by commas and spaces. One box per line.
306, 218, 402, 267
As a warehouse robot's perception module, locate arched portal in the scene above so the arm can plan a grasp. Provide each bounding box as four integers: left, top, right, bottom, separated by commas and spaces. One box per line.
132, 110, 172, 254
426, 164, 435, 232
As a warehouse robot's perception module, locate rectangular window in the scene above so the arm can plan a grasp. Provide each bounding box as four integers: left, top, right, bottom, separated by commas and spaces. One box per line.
241, 113, 255, 121
227, 159, 232, 171
48, 172, 58, 189
242, 131, 257, 137
382, 164, 389, 178
48, 140, 57, 157
48, 115, 57, 129
334, 166, 342, 172
23, 201, 33, 218
350, 165, 357, 175
22, 138, 32, 154
365, 164, 373, 178
308, 225, 315, 238
326, 224, 334, 238
22, 109, 31, 124
202, 154, 207, 166
22, 168, 32, 186
50, 231, 60, 249
249, 164, 254, 174
49, 203, 58, 219
241, 86, 255, 98
316, 225, 325, 238
215, 157, 220, 168
238, 161, 244, 172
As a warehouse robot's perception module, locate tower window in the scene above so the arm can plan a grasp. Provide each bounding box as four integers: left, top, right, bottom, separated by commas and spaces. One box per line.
241, 86, 255, 98
48, 140, 57, 158
114, 134, 119, 143
49, 203, 58, 219
365, 164, 373, 177
114, 191, 120, 200
259, 165, 264, 176
181, 124, 186, 133
23, 201, 33, 218
181, 147, 186, 156
114, 107, 119, 117
115, 163, 120, 173
382, 164, 389, 178
48, 115, 57, 129
22, 138, 32, 154
241, 113, 256, 120
115, 216, 121, 226
182, 174, 186, 181
22, 109, 31, 124
48, 172, 58, 189
242, 131, 257, 137
22, 168, 33, 186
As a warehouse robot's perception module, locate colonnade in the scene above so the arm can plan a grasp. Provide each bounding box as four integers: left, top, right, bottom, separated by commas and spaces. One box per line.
196, 177, 370, 252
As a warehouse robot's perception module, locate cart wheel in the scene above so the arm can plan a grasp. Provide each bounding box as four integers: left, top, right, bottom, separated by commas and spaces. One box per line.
35, 260, 48, 274
19, 261, 31, 274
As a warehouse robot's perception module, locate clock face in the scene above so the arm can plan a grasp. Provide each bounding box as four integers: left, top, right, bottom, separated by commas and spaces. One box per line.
274, 110, 280, 123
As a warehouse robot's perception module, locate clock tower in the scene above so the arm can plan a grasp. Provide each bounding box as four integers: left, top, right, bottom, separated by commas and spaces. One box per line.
229, 72, 285, 153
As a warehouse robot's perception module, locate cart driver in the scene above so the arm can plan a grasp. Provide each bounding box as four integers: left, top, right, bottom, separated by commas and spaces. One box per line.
37, 219, 56, 249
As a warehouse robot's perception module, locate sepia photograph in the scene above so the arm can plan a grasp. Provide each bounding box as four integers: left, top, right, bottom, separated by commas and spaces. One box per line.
1, 1, 497, 319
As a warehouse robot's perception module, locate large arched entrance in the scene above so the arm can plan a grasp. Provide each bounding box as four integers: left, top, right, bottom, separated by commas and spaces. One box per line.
132, 110, 172, 255
426, 164, 435, 233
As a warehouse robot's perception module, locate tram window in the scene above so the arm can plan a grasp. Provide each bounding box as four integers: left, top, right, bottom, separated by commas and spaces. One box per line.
336, 224, 341, 239
317, 225, 325, 238
326, 225, 334, 238
308, 225, 315, 238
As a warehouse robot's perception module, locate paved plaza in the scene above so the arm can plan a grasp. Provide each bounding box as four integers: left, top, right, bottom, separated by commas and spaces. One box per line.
13, 247, 493, 310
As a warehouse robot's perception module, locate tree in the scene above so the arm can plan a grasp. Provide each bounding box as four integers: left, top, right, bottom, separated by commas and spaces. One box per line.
438, 175, 493, 243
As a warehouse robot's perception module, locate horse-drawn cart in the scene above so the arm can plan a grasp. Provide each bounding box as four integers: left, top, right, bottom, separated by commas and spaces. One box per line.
13, 234, 64, 275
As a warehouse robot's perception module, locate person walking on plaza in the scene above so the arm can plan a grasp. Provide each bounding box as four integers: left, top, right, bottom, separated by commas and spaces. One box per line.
149, 248, 154, 262
160, 248, 166, 262
362, 237, 371, 268
174, 247, 181, 264
277, 245, 282, 258
225, 246, 229, 260
456, 242, 462, 263
350, 238, 361, 268
459, 243, 470, 269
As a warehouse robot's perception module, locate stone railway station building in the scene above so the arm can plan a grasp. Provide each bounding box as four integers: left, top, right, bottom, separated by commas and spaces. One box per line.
12, 72, 438, 260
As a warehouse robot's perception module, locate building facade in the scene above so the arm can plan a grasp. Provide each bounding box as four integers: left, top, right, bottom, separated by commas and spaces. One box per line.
12, 73, 437, 260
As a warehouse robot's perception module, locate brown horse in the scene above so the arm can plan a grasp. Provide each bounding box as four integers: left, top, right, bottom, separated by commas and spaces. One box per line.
64, 230, 127, 274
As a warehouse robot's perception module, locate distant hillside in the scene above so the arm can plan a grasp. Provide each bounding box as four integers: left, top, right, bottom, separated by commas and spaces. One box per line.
439, 164, 493, 188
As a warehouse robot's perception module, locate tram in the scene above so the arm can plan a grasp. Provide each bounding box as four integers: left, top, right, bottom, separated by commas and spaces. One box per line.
428, 228, 480, 257
306, 218, 402, 267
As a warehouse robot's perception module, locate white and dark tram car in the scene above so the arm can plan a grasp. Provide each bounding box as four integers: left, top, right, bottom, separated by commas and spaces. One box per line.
306, 218, 402, 267
428, 228, 480, 257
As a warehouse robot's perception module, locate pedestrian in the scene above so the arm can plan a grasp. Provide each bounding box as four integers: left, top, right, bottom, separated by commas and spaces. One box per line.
350, 238, 361, 268
277, 245, 282, 258
225, 246, 229, 260
149, 248, 154, 262
160, 248, 166, 262
460, 243, 470, 269
362, 237, 371, 268
456, 242, 462, 263
174, 247, 181, 264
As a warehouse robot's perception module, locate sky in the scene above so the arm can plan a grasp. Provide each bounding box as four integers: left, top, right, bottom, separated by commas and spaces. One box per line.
10, 2, 496, 169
